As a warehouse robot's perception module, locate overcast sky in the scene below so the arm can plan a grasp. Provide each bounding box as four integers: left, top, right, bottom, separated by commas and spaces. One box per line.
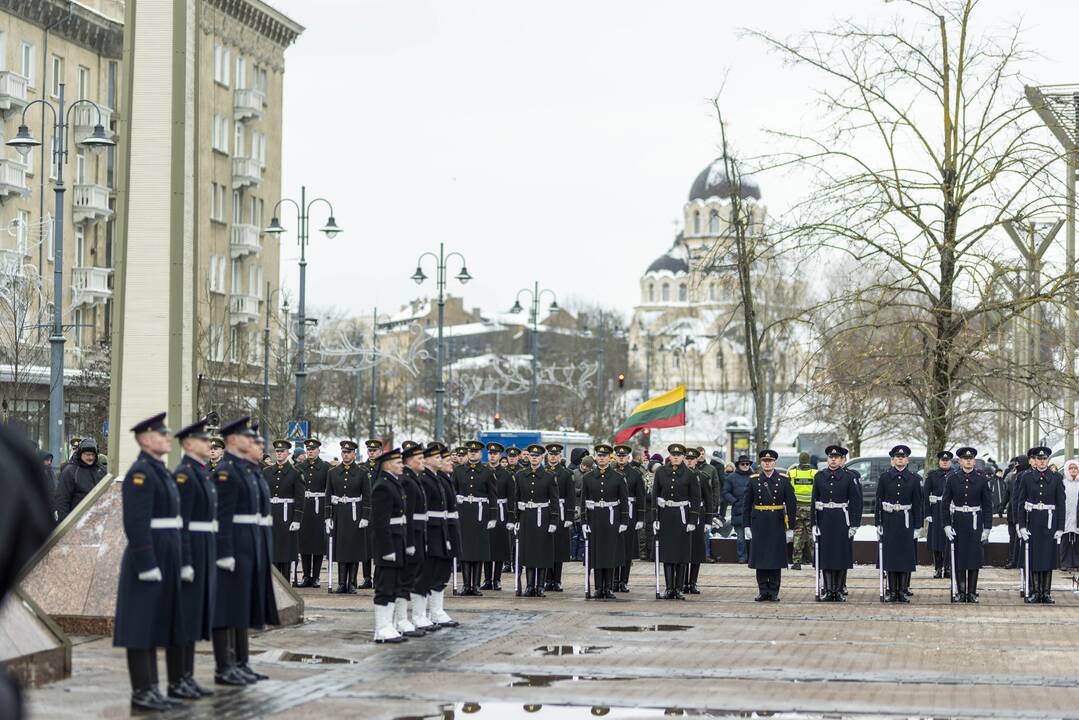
270, 0, 1079, 322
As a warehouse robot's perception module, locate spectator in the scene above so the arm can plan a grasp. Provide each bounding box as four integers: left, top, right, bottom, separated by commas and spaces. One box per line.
1061, 459, 1079, 590
54, 437, 107, 522
722, 454, 753, 563
40, 450, 56, 497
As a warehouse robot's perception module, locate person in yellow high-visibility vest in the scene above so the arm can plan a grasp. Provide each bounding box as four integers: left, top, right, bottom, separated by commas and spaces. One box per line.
788, 452, 816, 570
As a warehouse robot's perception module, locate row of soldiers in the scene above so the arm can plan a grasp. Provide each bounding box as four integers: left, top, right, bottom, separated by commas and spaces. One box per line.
113, 414, 280, 712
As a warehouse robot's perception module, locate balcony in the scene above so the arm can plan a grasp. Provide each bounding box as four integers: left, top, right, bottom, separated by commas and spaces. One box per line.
233, 88, 265, 122
0, 158, 29, 199
72, 103, 113, 140
72, 267, 112, 307
0, 71, 28, 113
229, 293, 259, 325
72, 184, 112, 224
229, 223, 261, 259
0, 248, 25, 278
231, 156, 261, 190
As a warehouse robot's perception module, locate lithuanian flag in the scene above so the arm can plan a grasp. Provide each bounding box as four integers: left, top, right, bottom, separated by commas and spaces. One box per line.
614, 385, 687, 444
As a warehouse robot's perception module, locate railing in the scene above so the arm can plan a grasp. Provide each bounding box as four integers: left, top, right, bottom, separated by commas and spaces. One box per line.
0, 158, 29, 195
234, 88, 265, 121
0, 71, 28, 110
229, 223, 261, 258
229, 293, 260, 324
72, 103, 112, 132
231, 156, 262, 188
0, 248, 24, 278
72, 267, 112, 306
72, 184, 112, 222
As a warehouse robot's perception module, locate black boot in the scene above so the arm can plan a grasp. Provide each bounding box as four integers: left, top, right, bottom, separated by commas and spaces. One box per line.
493, 563, 503, 591
618, 562, 630, 592
1042, 571, 1055, 604
933, 552, 943, 579
673, 565, 686, 600
955, 568, 966, 602
212, 628, 247, 686
311, 555, 324, 588
898, 572, 911, 602
481, 562, 494, 590
664, 564, 676, 599
885, 572, 897, 602
687, 563, 701, 593
183, 643, 213, 697
550, 562, 563, 591
967, 569, 979, 603
535, 568, 546, 597
359, 560, 373, 589
332, 563, 349, 594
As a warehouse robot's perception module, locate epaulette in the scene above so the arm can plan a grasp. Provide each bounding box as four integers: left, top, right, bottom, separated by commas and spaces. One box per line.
750, 473, 760, 479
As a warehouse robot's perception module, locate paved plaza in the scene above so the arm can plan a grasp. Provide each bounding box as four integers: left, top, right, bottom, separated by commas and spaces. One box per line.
26, 563, 1079, 719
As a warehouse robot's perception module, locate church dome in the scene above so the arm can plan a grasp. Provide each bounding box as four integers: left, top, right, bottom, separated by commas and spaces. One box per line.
688, 157, 761, 202
644, 237, 689, 276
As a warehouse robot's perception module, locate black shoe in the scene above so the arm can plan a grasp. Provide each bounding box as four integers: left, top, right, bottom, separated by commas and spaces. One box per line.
332, 584, 348, 594
473, 588, 484, 597
493, 582, 502, 591
185, 676, 214, 697
1024, 594, 1038, 603
167, 681, 200, 700
754, 593, 767, 602
311, 579, 321, 588
769, 594, 781, 602
523, 586, 535, 597
359, 578, 373, 589
688, 584, 701, 594
1042, 594, 1056, 604
943, 570, 951, 579
296, 576, 313, 588
968, 593, 979, 603
131, 688, 173, 712
535, 587, 546, 597
617, 582, 629, 593
151, 688, 185, 708
933, 569, 943, 579
238, 662, 268, 681
673, 590, 685, 600
346, 585, 358, 595
480, 581, 493, 590
551, 583, 564, 592
214, 668, 249, 686
1003, 562, 1016, 570
791, 563, 801, 570
897, 594, 910, 603
232, 665, 259, 684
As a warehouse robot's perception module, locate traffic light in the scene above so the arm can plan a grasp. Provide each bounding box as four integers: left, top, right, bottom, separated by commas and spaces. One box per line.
494, 412, 503, 428
641, 427, 651, 447
617, 371, 625, 388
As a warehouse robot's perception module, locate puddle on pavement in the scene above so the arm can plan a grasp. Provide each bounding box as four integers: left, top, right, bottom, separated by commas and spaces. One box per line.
597, 624, 693, 633
508, 673, 634, 687
257, 649, 357, 665
532, 645, 609, 656
395, 702, 962, 718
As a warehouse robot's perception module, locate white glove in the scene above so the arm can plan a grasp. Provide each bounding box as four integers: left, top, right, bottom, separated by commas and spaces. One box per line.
812, 526, 820, 539
876, 526, 883, 540
980, 529, 990, 543
505, 522, 515, 530
358, 519, 369, 528
581, 524, 591, 535
635, 521, 644, 531
1055, 530, 1064, 542
653, 521, 660, 532
325, 518, 334, 533
547, 524, 556, 533
1019, 527, 1031, 541
513, 523, 521, 532
382, 553, 396, 561
914, 528, 920, 540
618, 524, 627, 533
405, 545, 415, 556
288, 521, 300, 532
656, 497, 667, 508
785, 529, 794, 542
564, 520, 573, 528
744, 527, 752, 540
138, 567, 163, 582
711, 517, 722, 528
180, 565, 194, 583
686, 524, 696, 532
446, 541, 452, 551
848, 527, 857, 539
944, 525, 956, 541
216, 557, 236, 572
487, 520, 496, 529
927, 516, 932, 523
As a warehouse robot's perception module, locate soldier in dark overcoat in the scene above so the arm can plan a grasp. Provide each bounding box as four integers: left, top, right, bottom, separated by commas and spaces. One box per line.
614, 444, 646, 592
684, 448, 712, 594
545, 443, 575, 591
264, 439, 303, 579
370, 449, 409, 643
427, 446, 461, 627
923, 450, 954, 579
652, 444, 702, 600
812, 445, 860, 601
743, 448, 796, 601
941, 447, 993, 602
482, 442, 513, 590
515, 444, 560, 596
1015, 446, 1067, 603
326, 440, 370, 594
451, 440, 497, 595
296, 438, 330, 587
580, 444, 628, 599
874, 444, 924, 603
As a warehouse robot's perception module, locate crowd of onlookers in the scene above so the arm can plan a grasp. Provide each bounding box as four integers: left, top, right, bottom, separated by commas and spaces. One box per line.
41, 437, 109, 524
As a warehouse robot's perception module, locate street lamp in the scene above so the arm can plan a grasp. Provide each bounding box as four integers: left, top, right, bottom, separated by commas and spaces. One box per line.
412, 243, 471, 440
261, 284, 289, 447
510, 282, 558, 428
265, 186, 341, 423
7, 82, 114, 466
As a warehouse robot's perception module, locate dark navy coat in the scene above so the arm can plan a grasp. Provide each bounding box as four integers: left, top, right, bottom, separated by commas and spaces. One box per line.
653, 463, 702, 563
489, 465, 516, 561
438, 471, 462, 559
401, 467, 428, 574
722, 468, 751, 527
1015, 468, 1066, 571
515, 465, 559, 568
548, 463, 575, 562
247, 459, 278, 628
326, 461, 370, 563
421, 468, 451, 559
372, 470, 407, 568
452, 463, 496, 561
113, 451, 185, 649
579, 466, 628, 569
297, 457, 330, 554
174, 453, 217, 642
744, 471, 796, 570
264, 461, 303, 564
923, 468, 950, 552
212, 452, 259, 629
620, 463, 647, 561
874, 467, 924, 572
941, 468, 992, 570
811, 467, 860, 570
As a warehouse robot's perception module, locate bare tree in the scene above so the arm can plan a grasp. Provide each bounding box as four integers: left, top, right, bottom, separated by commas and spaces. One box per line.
0, 263, 50, 436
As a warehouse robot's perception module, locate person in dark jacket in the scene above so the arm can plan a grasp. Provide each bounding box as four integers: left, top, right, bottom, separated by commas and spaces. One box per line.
652, 444, 701, 600
923, 450, 953, 579
370, 448, 408, 643
722, 455, 753, 563
54, 437, 106, 522
614, 444, 646, 592
265, 440, 303, 580
942, 446, 993, 602
1015, 446, 1066, 603
326, 440, 369, 594
874, 445, 924, 603
1003, 455, 1029, 569
812, 446, 861, 601
744, 449, 796, 602
112, 413, 186, 712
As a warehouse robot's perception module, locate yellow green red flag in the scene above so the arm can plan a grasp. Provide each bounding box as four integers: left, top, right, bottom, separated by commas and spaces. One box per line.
613, 385, 687, 444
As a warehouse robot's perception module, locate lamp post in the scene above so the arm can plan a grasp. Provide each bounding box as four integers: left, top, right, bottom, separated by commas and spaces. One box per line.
7, 82, 114, 466
261, 284, 288, 446
510, 282, 558, 428
411, 243, 472, 440
264, 186, 341, 423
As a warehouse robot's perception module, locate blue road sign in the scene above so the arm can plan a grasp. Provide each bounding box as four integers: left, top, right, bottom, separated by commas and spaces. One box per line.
286, 420, 309, 441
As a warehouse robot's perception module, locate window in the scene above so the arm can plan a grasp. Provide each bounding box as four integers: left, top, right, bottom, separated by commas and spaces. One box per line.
235, 55, 246, 90
213, 44, 231, 86
693, 210, 700, 235
250, 131, 265, 166
233, 122, 244, 157
48, 136, 58, 179
77, 65, 89, 100
210, 183, 226, 222
250, 196, 264, 228
208, 255, 226, 293
647, 283, 655, 303
20, 43, 33, 86
107, 61, 117, 110
708, 209, 720, 234
231, 259, 242, 293
75, 226, 85, 267
678, 283, 688, 302
229, 327, 240, 363
208, 324, 224, 361
254, 66, 268, 94
73, 308, 83, 348
75, 151, 86, 184
661, 283, 670, 302
16, 210, 29, 255
672, 353, 680, 370
248, 265, 263, 299
232, 190, 242, 224
50, 55, 62, 97
211, 113, 229, 153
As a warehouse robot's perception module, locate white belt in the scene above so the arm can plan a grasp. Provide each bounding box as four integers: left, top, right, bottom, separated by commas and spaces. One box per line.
659, 498, 691, 525
1025, 501, 1056, 529
413, 513, 428, 522
881, 502, 913, 528
270, 497, 294, 522
305, 490, 322, 514
586, 499, 620, 525
188, 520, 218, 533
149, 516, 182, 530
258, 515, 273, 527
518, 500, 550, 527
446, 511, 459, 520
815, 500, 850, 526
333, 495, 362, 521
558, 497, 566, 522
233, 514, 259, 525
389, 515, 407, 526
627, 497, 636, 519
457, 494, 490, 521
929, 494, 942, 504
427, 510, 449, 520
951, 503, 981, 530
496, 497, 508, 522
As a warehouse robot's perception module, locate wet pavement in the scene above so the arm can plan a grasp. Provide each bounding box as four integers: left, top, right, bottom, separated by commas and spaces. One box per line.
24, 564, 1079, 718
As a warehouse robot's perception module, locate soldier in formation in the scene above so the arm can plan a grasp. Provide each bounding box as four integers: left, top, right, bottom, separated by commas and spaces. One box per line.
483, 442, 514, 591
744, 449, 796, 601
811, 445, 860, 601
296, 438, 330, 588
652, 443, 700, 600
452, 440, 497, 595
924, 450, 953, 579
580, 443, 628, 599
545, 443, 576, 592
1016, 446, 1066, 603
684, 448, 712, 594
942, 447, 992, 602
875, 445, 924, 603
515, 444, 559, 596
327, 440, 370, 594
614, 443, 646, 592
265, 440, 303, 579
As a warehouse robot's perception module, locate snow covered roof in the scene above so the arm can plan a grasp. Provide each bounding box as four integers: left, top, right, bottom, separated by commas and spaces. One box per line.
447, 353, 532, 372
644, 240, 689, 277
423, 321, 504, 338
688, 156, 762, 202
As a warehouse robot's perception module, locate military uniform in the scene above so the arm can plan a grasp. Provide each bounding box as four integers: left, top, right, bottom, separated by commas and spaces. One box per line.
326, 441, 370, 594
429, 450, 461, 627
296, 439, 330, 587
451, 441, 497, 595
1015, 446, 1067, 603
652, 445, 702, 599
412, 444, 453, 630
264, 441, 304, 579
243, 427, 278, 660
615, 445, 646, 592
812, 445, 860, 601
370, 449, 409, 643
515, 445, 560, 596
685, 449, 712, 594
112, 413, 187, 712
874, 445, 924, 602
941, 447, 993, 602
397, 445, 428, 637
580, 444, 628, 599
923, 451, 954, 579
360, 439, 384, 588
483, 442, 515, 590
546, 444, 575, 591
744, 449, 797, 601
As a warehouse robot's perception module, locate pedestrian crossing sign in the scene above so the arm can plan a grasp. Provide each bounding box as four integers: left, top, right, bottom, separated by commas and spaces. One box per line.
286, 420, 309, 441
